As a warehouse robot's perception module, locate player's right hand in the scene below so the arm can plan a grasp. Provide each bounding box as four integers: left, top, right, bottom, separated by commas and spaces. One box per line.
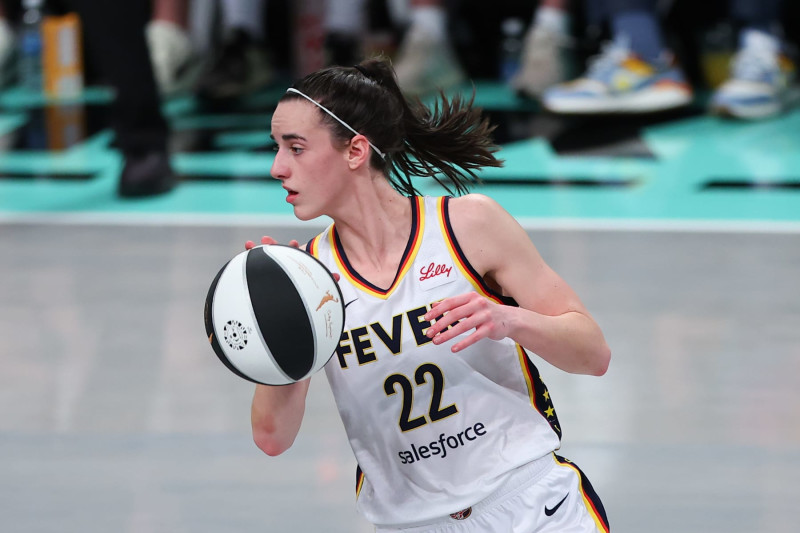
245, 236, 300, 250
244, 237, 340, 282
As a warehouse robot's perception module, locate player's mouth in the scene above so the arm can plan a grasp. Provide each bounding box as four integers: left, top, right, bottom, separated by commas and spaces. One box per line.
284, 187, 298, 203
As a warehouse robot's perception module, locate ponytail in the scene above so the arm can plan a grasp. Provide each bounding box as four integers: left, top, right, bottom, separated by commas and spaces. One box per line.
283, 56, 503, 196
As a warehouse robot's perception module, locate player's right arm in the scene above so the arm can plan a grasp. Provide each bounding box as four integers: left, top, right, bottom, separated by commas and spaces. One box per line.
251, 380, 311, 456
244, 235, 335, 456
245, 235, 309, 456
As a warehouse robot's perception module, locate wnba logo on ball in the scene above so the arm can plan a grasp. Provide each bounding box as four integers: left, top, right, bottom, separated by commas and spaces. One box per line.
223, 320, 249, 350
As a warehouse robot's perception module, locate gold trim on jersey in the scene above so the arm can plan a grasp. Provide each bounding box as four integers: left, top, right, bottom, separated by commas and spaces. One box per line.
307, 234, 321, 258
329, 196, 425, 300
355, 465, 365, 499
436, 197, 504, 304
517, 344, 538, 409
517, 344, 562, 440
553, 455, 610, 533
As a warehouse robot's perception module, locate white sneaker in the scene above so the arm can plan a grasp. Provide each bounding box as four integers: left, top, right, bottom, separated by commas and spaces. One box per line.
146, 20, 193, 95
393, 25, 465, 95
542, 38, 693, 114
710, 30, 797, 120
0, 18, 15, 87
511, 25, 574, 99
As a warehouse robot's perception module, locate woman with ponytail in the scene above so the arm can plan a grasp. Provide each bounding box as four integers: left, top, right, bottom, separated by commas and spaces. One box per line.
249, 56, 612, 532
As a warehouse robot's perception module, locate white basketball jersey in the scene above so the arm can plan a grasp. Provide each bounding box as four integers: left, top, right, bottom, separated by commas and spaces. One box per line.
307, 196, 562, 526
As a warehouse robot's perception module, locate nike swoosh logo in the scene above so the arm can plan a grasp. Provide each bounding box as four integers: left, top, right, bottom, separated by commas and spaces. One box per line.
544, 493, 569, 516
344, 298, 358, 309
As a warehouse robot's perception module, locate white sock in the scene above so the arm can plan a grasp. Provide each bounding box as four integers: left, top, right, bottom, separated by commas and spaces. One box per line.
325, 0, 366, 36
221, 0, 266, 41
410, 5, 447, 41
740, 28, 780, 55
533, 6, 569, 36
0, 19, 14, 63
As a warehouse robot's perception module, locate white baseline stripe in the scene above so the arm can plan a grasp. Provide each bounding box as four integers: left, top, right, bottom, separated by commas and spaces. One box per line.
1, 212, 800, 234
0, 211, 330, 229
514, 217, 800, 234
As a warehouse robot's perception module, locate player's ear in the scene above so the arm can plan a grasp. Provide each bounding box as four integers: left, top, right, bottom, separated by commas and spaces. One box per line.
346, 135, 371, 169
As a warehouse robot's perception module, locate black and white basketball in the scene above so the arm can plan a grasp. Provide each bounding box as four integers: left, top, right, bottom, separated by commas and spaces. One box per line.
204, 244, 344, 385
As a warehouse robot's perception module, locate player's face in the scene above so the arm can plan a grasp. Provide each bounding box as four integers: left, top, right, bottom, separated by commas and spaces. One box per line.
270, 99, 349, 220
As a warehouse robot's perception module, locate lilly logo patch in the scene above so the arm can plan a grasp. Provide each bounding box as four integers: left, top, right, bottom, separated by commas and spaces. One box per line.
417, 255, 456, 291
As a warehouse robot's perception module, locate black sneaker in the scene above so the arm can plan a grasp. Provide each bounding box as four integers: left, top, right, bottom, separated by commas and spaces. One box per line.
118, 150, 177, 198
195, 28, 271, 101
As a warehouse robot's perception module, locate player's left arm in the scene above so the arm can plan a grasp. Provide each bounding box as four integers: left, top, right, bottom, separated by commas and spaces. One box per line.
423, 194, 610, 376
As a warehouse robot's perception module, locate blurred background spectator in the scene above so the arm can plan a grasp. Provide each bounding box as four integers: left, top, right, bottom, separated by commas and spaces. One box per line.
511, 0, 577, 100
390, 0, 577, 98
392, 0, 467, 95
541, 0, 796, 120
66, 0, 177, 197
708, 0, 795, 119
0, 0, 797, 198
542, 0, 694, 114
146, 0, 193, 96
193, 0, 272, 102
0, 0, 13, 88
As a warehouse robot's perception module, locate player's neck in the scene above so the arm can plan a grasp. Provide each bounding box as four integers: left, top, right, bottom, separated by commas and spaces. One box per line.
332, 187, 413, 275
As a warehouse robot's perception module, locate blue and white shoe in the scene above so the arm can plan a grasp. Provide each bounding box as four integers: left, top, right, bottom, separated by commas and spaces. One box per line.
542, 39, 693, 114
710, 30, 797, 120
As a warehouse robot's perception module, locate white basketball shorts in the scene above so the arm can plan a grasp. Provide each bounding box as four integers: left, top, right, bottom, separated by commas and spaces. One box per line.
374, 453, 609, 533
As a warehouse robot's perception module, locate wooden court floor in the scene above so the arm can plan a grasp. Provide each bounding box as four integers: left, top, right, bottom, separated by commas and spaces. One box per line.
1, 222, 798, 532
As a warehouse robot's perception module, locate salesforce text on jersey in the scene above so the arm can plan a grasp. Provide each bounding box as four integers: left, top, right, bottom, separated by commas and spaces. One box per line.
398, 421, 487, 464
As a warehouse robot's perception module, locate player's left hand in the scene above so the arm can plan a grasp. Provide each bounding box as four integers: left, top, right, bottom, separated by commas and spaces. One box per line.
423, 291, 512, 353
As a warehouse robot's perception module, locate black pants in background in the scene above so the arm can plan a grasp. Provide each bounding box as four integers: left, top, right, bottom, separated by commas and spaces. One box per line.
66, 0, 168, 155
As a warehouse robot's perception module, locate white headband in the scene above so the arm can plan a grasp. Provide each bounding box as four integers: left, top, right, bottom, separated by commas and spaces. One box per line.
286, 88, 386, 160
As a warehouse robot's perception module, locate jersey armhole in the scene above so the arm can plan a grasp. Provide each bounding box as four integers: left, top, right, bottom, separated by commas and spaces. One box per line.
440, 196, 516, 306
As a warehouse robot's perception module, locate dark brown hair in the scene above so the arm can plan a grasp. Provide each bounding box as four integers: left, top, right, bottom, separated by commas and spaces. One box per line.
281, 56, 503, 196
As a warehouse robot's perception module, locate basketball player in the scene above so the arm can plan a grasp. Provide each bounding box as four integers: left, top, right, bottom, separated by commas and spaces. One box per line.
247, 56, 611, 532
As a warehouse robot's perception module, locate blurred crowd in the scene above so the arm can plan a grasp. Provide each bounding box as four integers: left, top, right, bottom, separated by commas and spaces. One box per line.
0, 0, 797, 197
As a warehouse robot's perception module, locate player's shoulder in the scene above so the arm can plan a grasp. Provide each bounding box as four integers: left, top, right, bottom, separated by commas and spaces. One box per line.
448, 192, 501, 210
447, 193, 510, 231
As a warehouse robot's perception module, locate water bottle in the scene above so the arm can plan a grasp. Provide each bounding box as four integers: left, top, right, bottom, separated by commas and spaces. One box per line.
499, 17, 525, 83
700, 22, 735, 89
18, 0, 45, 92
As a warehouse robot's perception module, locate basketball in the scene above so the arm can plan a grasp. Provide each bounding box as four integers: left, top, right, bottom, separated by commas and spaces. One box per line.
204, 244, 345, 386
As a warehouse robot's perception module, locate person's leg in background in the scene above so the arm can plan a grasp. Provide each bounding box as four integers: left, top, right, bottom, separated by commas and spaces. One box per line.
392, 0, 466, 95
542, 0, 693, 114
195, 0, 271, 101
360, 0, 402, 64
710, 0, 795, 119
511, 0, 576, 99
324, 0, 368, 66
606, 0, 666, 64
0, 0, 16, 87
147, 0, 193, 96
68, 0, 176, 197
